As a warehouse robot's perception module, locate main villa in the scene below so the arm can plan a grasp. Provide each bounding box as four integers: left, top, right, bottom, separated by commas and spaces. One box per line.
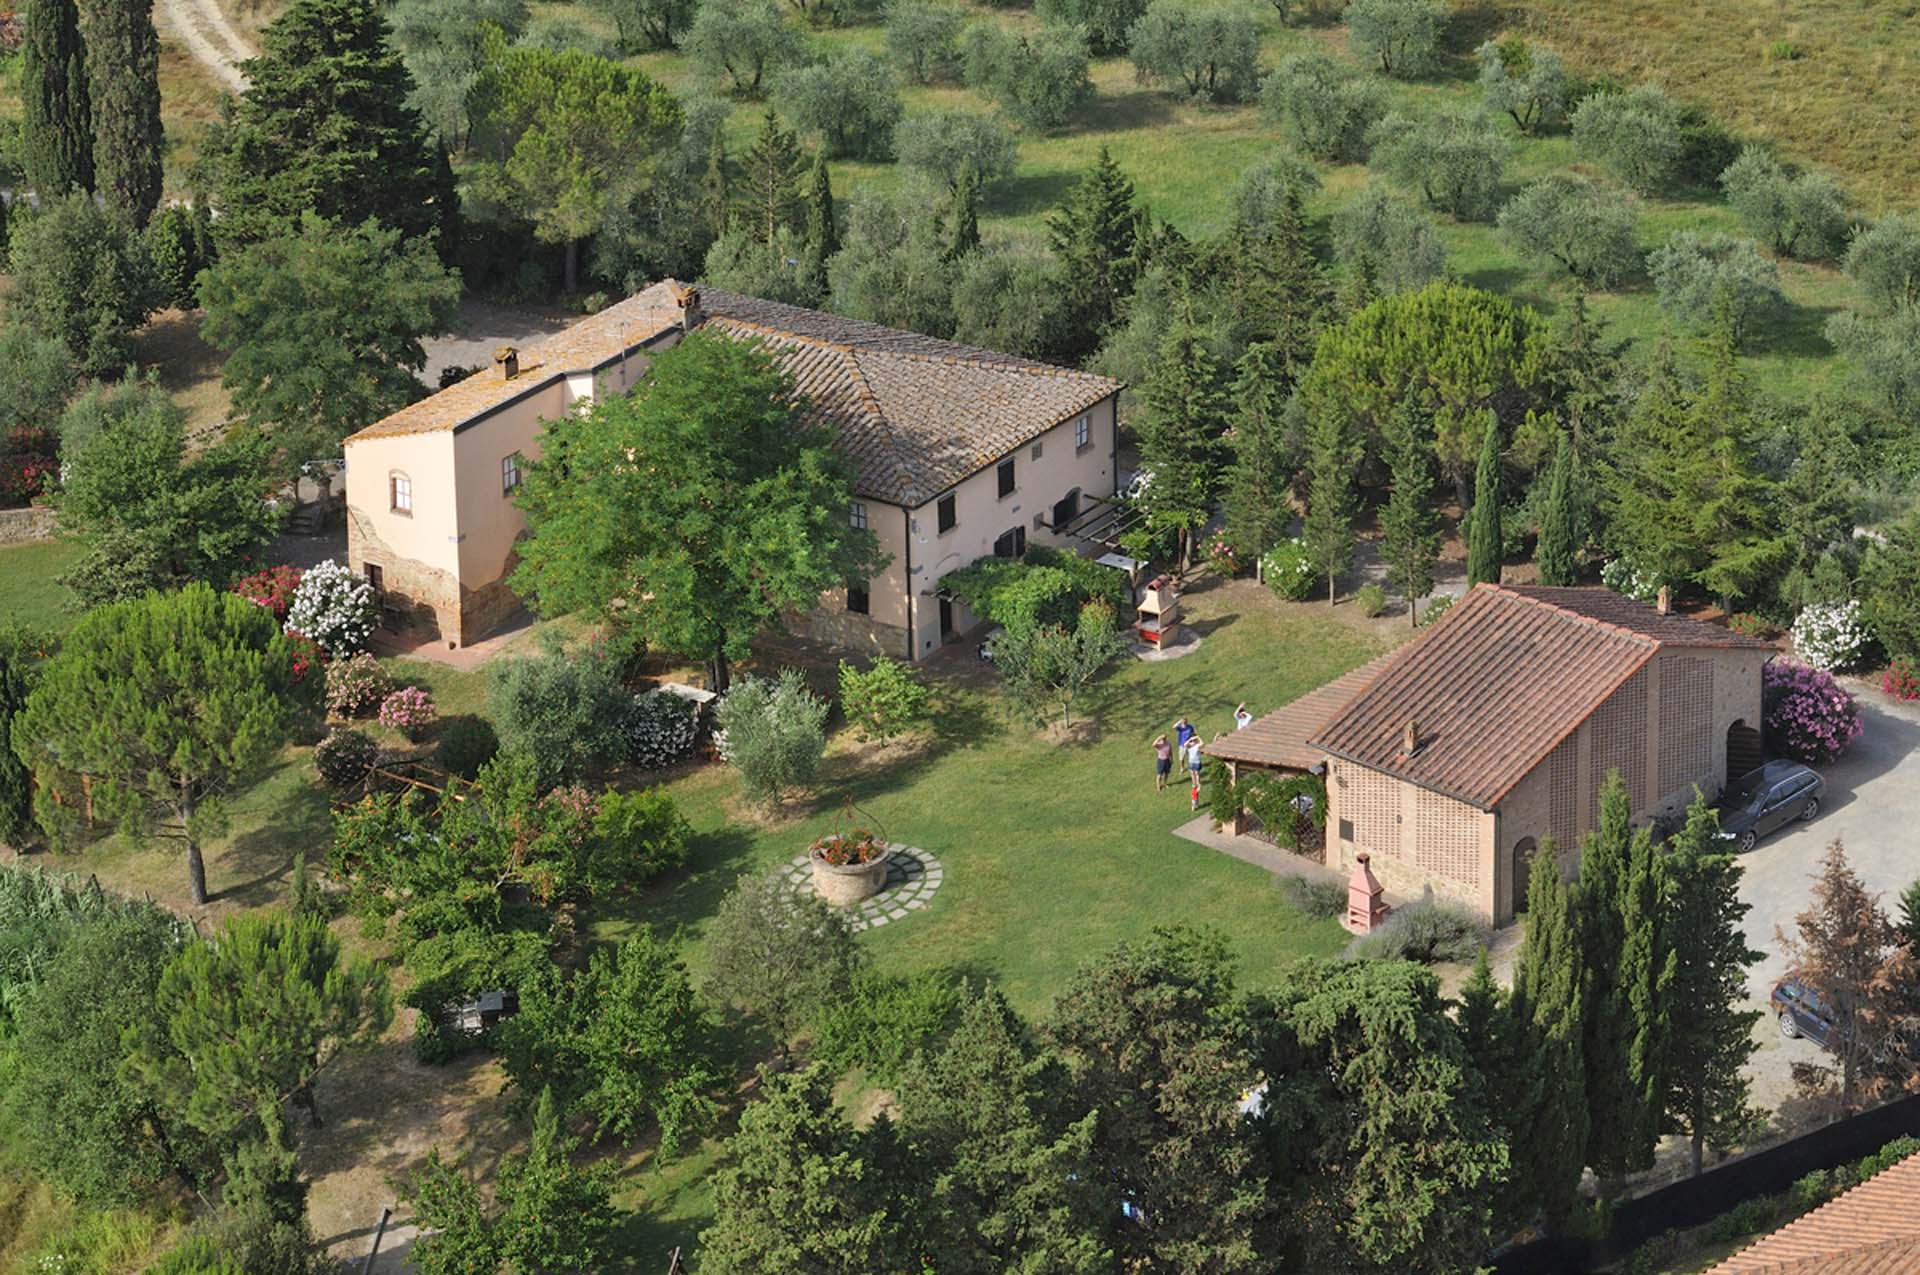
341, 281, 1123, 658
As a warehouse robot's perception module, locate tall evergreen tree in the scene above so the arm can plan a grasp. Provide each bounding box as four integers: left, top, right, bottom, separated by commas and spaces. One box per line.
20, 0, 93, 196
1510, 839, 1589, 1228
1662, 798, 1763, 1176
1455, 947, 1534, 1239
1577, 774, 1669, 1189
1047, 146, 1142, 359
0, 627, 43, 848
205, 0, 455, 247
702, 127, 733, 242
78, 0, 162, 228
1136, 298, 1231, 570
1215, 186, 1329, 382
802, 148, 837, 294
947, 163, 981, 262
1221, 343, 1293, 560
1465, 410, 1503, 586
1301, 405, 1361, 604
734, 109, 805, 246
1380, 397, 1439, 625
1535, 429, 1579, 586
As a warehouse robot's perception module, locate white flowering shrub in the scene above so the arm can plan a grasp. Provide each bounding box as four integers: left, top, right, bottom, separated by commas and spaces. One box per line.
1260, 538, 1317, 602
286, 559, 377, 656
1791, 600, 1869, 672
625, 690, 699, 769
1600, 555, 1662, 603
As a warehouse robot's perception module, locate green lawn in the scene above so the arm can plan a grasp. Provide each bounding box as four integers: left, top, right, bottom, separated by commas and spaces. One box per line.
0, 539, 83, 635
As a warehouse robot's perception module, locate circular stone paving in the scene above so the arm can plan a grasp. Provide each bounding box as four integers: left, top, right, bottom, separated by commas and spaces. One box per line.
779, 844, 944, 932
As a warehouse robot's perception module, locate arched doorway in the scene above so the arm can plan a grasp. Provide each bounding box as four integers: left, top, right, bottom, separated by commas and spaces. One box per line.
1727, 719, 1763, 786
1511, 837, 1538, 919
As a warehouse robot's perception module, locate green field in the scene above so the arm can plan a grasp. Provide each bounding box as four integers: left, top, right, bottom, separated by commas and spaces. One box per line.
0, 539, 83, 635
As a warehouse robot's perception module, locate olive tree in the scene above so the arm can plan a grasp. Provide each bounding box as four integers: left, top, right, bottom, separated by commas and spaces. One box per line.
685, 0, 805, 97
1346, 0, 1445, 78
1369, 105, 1509, 221
1648, 231, 1785, 346
883, 0, 964, 82
1498, 173, 1640, 288
893, 108, 1018, 194
959, 22, 1092, 131
1475, 38, 1567, 133
1260, 51, 1385, 162
1333, 184, 1449, 294
1842, 213, 1920, 313
1825, 306, 1920, 419
1126, 0, 1259, 103
1719, 146, 1849, 260
773, 49, 902, 160
1571, 84, 1684, 194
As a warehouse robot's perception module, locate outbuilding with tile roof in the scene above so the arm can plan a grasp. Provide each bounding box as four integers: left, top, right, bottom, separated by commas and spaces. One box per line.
340, 281, 1123, 654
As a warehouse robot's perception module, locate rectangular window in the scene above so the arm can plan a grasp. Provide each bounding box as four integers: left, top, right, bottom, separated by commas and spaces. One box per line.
849, 501, 868, 530
846, 584, 869, 615
937, 493, 957, 534
363, 563, 384, 595
1052, 489, 1081, 529
993, 526, 1027, 559
997, 458, 1016, 498
1031, 440, 1043, 461
1339, 818, 1355, 843
1074, 414, 1091, 451
389, 474, 412, 515
501, 453, 522, 494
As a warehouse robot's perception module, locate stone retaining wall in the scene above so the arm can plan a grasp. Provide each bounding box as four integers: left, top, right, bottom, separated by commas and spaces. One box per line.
0, 506, 56, 545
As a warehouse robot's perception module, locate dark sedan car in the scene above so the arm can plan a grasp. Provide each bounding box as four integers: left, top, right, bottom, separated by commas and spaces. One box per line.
1713, 760, 1824, 853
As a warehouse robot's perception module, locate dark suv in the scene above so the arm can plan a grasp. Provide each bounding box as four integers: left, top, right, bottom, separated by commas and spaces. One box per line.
1713, 761, 1824, 853
1771, 978, 1836, 1048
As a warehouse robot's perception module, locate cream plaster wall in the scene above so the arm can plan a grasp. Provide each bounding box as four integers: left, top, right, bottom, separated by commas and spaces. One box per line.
345, 431, 459, 576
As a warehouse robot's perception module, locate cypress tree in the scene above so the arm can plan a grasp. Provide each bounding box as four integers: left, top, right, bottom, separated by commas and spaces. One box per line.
1302, 406, 1361, 605
1222, 343, 1293, 561
1456, 949, 1534, 1238
1465, 412, 1503, 586
1136, 297, 1231, 571
802, 150, 836, 296
21, 0, 94, 197
1046, 146, 1141, 359
701, 129, 732, 242
205, 0, 454, 247
1661, 798, 1763, 1177
0, 631, 36, 847
1510, 837, 1589, 1228
78, 0, 163, 228
1535, 430, 1579, 586
1380, 398, 1439, 625
947, 163, 981, 262
734, 110, 805, 246
1578, 773, 1668, 1190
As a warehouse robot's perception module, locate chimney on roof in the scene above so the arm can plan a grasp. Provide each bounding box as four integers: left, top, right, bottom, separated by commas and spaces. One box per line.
1656, 585, 1672, 615
494, 346, 519, 380
677, 285, 703, 333
1401, 718, 1418, 756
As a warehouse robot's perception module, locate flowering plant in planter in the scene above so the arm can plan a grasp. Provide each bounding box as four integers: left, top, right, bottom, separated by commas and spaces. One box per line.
378, 685, 437, 740
1764, 661, 1863, 765
232, 564, 304, 621
809, 827, 887, 866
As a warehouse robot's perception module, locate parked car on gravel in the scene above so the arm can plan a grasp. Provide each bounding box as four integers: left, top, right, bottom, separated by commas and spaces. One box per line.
1712, 760, 1824, 853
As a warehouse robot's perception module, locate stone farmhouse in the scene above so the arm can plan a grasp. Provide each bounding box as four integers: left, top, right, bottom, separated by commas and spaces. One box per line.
1207, 584, 1775, 925
341, 281, 1123, 657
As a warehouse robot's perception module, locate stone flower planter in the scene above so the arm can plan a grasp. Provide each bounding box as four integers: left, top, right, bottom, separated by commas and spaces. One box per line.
810, 841, 892, 907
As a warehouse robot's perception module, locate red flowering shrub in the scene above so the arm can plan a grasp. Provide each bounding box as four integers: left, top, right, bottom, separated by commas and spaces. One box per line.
1884, 660, 1920, 702
284, 630, 323, 685
1764, 661, 1863, 764
231, 564, 304, 621
1727, 612, 1777, 640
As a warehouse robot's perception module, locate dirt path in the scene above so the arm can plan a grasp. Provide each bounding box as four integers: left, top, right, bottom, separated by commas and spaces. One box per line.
155, 0, 252, 93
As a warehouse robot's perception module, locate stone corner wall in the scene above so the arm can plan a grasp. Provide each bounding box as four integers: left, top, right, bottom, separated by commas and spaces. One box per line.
0, 506, 57, 545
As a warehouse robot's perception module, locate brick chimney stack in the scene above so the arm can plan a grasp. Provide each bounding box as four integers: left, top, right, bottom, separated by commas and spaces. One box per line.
1656, 585, 1672, 615
1402, 718, 1418, 756
494, 345, 519, 380
677, 284, 703, 333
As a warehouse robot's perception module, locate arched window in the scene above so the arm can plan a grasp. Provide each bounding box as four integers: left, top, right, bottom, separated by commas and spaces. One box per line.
1511, 837, 1538, 918
389, 472, 413, 515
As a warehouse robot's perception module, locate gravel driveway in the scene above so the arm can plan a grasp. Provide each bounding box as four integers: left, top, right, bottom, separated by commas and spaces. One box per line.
1733, 684, 1920, 1113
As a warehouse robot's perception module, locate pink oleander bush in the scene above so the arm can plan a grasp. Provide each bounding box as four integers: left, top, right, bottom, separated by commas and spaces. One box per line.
325, 651, 391, 718
231, 564, 304, 622
1764, 661, 1863, 765
378, 685, 437, 740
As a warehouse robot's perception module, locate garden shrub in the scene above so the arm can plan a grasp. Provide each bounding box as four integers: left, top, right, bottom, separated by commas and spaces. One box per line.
1202, 529, 1246, 580
943, 547, 1128, 630
313, 729, 377, 788
1763, 661, 1862, 764
1884, 660, 1920, 702
1707, 1195, 1779, 1244
625, 690, 699, 769
1420, 593, 1454, 626
1242, 772, 1327, 850
1601, 554, 1664, 603
1356, 583, 1388, 617
230, 565, 303, 622
488, 639, 630, 790
324, 651, 391, 717
1262, 538, 1317, 601
1861, 512, 1920, 662
285, 560, 378, 656
1790, 600, 1870, 672
1727, 612, 1777, 640
1276, 874, 1348, 920
714, 669, 830, 806
1344, 898, 1485, 964
379, 685, 438, 740
811, 968, 964, 1083
436, 715, 499, 779
589, 788, 691, 886
837, 656, 931, 743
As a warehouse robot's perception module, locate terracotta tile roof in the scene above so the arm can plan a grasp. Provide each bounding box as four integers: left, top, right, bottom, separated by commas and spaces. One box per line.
345, 280, 1121, 508
1709, 1152, 1920, 1274
1205, 653, 1397, 771
1306, 584, 1775, 807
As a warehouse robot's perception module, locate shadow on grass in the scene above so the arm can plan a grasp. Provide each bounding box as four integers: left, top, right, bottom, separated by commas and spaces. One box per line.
598, 825, 761, 941
1460, 261, 1532, 295
984, 169, 1079, 220
1068, 87, 1178, 134
221, 759, 335, 907
1748, 301, 1839, 360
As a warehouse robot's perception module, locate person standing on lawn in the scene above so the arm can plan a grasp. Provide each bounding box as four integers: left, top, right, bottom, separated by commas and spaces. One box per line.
1184, 734, 1205, 810
1153, 733, 1173, 791
1233, 702, 1253, 732
1175, 715, 1195, 752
